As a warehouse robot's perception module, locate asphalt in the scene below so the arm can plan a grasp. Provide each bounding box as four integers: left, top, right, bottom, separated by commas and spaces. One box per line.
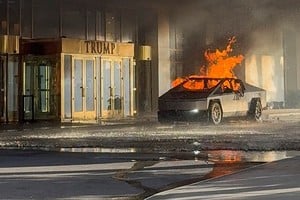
1, 109, 300, 152
0, 150, 215, 200
1, 108, 300, 130
147, 153, 300, 200
0, 109, 299, 199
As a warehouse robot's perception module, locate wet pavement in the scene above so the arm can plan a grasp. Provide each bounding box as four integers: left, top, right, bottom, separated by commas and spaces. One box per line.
1, 149, 298, 200
0, 149, 225, 199
0, 110, 300, 152
0, 149, 285, 200
0, 109, 300, 199
147, 152, 300, 200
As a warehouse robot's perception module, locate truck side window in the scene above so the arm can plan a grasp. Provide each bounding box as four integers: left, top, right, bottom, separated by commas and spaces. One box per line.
222, 80, 233, 93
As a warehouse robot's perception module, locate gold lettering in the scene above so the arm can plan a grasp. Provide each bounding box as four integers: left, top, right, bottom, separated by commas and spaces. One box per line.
85, 41, 90, 53
84, 41, 117, 55
111, 43, 116, 54
91, 41, 96, 53
103, 42, 110, 54
96, 42, 103, 54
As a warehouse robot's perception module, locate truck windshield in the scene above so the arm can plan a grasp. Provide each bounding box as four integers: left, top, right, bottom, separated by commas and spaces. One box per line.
182, 78, 221, 91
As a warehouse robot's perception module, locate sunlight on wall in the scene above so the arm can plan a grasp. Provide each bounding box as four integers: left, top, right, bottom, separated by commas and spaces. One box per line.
245, 54, 284, 103
158, 13, 171, 96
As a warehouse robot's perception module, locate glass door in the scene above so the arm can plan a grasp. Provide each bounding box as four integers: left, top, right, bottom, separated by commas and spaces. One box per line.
0, 57, 4, 120
23, 58, 57, 120
101, 58, 123, 118
72, 58, 96, 121
23, 63, 34, 120
38, 65, 51, 113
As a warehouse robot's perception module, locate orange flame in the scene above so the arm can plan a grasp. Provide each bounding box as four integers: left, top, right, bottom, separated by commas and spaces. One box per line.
172, 37, 244, 90
203, 36, 244, 78
171, 77, 187, 87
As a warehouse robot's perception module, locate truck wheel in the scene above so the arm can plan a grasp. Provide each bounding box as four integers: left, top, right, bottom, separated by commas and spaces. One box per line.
249, 99, 262, 121
209, 102, 223, 125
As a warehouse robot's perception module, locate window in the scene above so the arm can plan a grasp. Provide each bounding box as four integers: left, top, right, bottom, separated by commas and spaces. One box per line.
121, 11, 136, 43
64, 55, 71, 118
96, 11, 104, 40
87, 10, 96, 40
38, 65, 51, 112
0, 0, 7, 35
32, 0, 59, 38
169, 15, 183, 80
8, 0, 20, 35
105, 11, 120, 42
7, 56, 19, 116
21, 0, 32, 37
62, 0, 85, 39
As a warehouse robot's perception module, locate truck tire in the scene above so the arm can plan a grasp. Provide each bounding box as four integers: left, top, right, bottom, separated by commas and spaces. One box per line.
208, 102, 223, 125
249, 99, 262, 121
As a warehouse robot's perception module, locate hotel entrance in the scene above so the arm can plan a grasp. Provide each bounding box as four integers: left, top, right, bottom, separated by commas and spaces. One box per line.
20, 38, 135, 123
23, 57, 58, 120
63, 56, 134, 122
61, 38, 135, 122
72, 57, 96, 121
101, 58, 122, 118
101, 57, 133, 119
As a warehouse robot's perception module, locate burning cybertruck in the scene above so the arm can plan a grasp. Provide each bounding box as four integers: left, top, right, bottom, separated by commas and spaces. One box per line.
158, 76, 266, 125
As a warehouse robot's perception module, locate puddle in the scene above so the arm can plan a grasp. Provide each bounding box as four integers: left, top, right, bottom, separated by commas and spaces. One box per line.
28, 147, 300, 199
205, 150, 297, 163
59, 147, 299, 163
60, 147, 137, 153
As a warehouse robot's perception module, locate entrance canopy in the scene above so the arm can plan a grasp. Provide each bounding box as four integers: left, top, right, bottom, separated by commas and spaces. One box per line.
0, 35, 19, 54
21, 38, 134, 57
21, 38, 135, 123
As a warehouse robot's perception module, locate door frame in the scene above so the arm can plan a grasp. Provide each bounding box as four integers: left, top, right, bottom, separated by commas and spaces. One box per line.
23, 56, 57, 120
0, 56, 5, 121
71, 56, 97, 122
100, 57, 124, 118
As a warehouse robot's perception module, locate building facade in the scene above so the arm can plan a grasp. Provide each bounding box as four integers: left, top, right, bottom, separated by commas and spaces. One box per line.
1, 0, 300, 123
0, 0, 166, 123
169, 0, 300, 110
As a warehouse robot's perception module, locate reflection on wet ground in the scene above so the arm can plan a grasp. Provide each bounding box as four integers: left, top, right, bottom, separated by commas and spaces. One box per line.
60, 147, 298, 163
206, 150, 291, 162
59, 148, 299, 199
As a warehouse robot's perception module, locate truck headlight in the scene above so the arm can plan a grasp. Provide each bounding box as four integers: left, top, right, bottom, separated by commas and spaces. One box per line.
191, 109, 199, 113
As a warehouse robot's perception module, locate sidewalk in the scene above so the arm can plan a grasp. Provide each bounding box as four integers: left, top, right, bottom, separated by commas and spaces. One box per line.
0, 108, 300, 152
0, 114, 156, 131
147, 154, 300, 200
262, 108, 300, 121
1, 109, 300, 131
